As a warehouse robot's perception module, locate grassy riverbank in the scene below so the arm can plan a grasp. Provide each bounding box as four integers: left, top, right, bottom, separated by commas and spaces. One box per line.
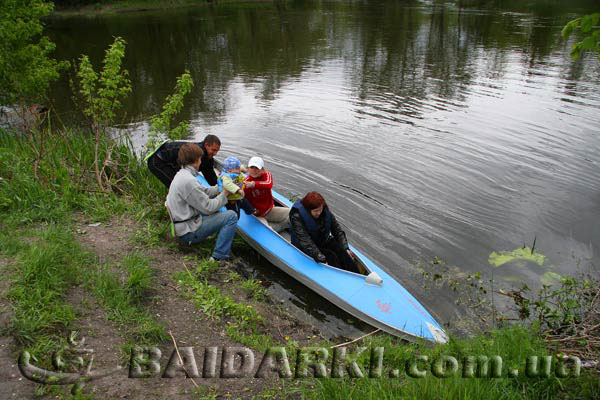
1, 127, 599, 399
282, 326, 599, 399
0, 126, 328, 397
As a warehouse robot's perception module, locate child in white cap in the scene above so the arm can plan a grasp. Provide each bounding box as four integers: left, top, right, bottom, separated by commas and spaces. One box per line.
244, 156, 290, 232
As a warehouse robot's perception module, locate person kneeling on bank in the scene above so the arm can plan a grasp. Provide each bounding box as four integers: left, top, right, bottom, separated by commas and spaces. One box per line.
166, 143, 237, 260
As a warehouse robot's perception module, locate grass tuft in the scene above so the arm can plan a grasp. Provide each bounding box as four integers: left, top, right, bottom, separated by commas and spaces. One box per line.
121, 251, 154, 303
4, 225, 89, 359
88, 260, 166, 344
286, 325, 600, 399
175, 263, 276, 350
240, 279, 268, 301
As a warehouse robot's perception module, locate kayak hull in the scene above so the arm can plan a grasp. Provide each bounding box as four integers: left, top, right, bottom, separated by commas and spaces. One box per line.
196, 175, 448, 344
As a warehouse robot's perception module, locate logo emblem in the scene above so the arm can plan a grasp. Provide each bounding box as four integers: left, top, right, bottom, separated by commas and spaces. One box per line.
376, 299, 391, 313
19, 332, 121, 394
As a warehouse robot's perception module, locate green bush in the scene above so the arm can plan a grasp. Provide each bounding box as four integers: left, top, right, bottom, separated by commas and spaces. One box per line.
0, 0, 67, 105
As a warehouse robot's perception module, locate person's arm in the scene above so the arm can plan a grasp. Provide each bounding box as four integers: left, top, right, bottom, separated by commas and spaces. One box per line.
222, 175, 242, 194
249, 171, 273, 189
290, 212, 326, 263
200, 158, 218, 186
330, 212, 349, 250
206, 184, 220, 198
183, 180, 228, 214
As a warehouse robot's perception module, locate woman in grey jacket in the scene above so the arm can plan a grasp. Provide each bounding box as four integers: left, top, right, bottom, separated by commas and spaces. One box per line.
166, 143, 237, 260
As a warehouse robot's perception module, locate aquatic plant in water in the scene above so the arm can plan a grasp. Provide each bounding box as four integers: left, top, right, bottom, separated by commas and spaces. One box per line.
488, 246, 546, 267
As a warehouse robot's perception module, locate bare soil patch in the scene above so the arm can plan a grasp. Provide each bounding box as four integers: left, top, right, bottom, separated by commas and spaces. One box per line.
70, 214, 318, 398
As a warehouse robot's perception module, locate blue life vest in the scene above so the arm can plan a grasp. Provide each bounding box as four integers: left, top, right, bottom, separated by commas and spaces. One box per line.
290, 200, 332, 247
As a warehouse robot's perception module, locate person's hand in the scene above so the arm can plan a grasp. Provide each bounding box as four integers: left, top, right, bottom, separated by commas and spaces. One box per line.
347, 249, 355, 259
240, 166, 248, 173
222, 188, 232, 197
245, 181, 255, 189
237, 189, 244, 197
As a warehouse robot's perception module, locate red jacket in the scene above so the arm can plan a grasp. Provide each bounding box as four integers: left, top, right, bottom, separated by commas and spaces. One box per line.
244, 170, 274, 216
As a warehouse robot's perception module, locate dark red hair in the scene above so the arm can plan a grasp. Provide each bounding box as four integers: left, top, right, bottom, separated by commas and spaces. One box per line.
301, 191, 326, 211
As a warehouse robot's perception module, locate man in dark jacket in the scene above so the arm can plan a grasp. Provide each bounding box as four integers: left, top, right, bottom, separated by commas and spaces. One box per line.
147, 134, 221, 188
289, 191, 360, 273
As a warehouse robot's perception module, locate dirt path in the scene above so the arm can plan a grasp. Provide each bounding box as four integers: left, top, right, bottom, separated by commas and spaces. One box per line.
70, 214, 314, 399
0, 213, 320, 398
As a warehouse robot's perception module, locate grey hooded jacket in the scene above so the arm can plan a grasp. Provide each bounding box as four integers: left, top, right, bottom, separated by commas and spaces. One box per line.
166, 166, 228, 236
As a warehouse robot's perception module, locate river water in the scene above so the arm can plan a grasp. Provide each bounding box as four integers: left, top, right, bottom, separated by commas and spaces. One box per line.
46, 0, 600, 333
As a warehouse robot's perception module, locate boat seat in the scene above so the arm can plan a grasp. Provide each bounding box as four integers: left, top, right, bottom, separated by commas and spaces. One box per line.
278, 229, 292, 243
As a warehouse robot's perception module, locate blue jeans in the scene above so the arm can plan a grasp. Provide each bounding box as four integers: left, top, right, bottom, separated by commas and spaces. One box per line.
179, 210, 238, 260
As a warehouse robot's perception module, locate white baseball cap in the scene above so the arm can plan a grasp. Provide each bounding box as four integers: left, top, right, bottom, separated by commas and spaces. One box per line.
248, 156, 264, 169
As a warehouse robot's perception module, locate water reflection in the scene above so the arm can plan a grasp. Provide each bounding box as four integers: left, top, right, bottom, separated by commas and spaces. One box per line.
46, 0, 600, 325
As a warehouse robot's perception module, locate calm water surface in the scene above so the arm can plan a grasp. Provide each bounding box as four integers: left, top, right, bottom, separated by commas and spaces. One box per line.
47, 0, 600, 333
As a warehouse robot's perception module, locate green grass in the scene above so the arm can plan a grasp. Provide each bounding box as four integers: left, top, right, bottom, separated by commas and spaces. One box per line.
0, 223, 30, 256
284, 326, 600, 400
176, 269, 260, 322
0, 128, 168, 227
194, 256, 221, 278
131, 221, 168, 247
121, 251, 154, 303
3, 225, 89, 358
0, 134, 79, 224
87, 253, 166, 344
224, 323, 276, 350
241, 279, 268, 301
79, 193, 130, 222
1, 127, 168, 352
175, 259, 276, 350
0, 224, 166, 366
225, 271, 241, 282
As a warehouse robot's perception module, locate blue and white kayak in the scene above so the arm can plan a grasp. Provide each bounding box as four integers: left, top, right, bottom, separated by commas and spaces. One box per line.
196, 175, 448, 344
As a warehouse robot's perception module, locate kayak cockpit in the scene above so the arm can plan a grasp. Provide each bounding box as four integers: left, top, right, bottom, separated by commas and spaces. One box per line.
272, 198, 370, 277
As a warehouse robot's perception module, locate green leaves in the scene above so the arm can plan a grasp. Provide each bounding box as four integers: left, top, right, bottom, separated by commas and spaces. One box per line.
73, 37, 133, 191
76, 37, 132, 127
76, 56, 98, 119
581, 35, 596, 50
562, 13, 600, 62
0, 0, 67, 105
561, 18, 579, 40
146, 70, 194, 151
580, 13, 600, 33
